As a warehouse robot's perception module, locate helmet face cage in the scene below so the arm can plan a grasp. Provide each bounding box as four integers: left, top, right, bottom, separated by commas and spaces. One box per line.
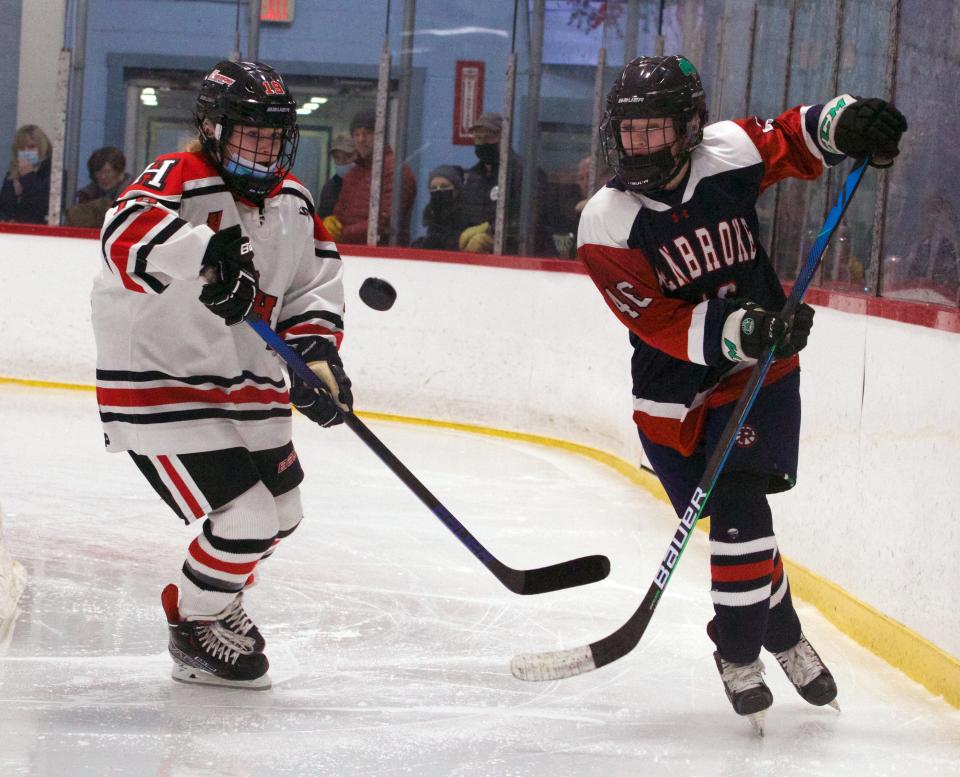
195, 61, 299, 204
600, 55, 708, 193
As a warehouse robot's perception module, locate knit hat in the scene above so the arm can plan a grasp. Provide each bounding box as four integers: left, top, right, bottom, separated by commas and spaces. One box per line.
350, 109, 377, 133
428, 164, 464, 190
468, 112, 503, 133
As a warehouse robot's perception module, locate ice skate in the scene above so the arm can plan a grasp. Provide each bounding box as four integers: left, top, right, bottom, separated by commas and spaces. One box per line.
218, 591, 265, 653
714, 652, 773, 736
161, 584, 270, 690
771, 633, 839, 710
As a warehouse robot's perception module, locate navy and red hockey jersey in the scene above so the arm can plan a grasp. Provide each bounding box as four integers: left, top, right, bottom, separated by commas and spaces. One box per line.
91, 150, 344, 455
578, 103, 845, 455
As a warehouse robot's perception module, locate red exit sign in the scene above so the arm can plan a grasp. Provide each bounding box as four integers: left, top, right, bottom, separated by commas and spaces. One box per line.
261, 0, 294, 22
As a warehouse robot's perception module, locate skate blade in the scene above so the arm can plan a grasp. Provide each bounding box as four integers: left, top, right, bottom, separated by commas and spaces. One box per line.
828, 699, 841, 711
171, 662, 271, 690
747, 710, 766, 736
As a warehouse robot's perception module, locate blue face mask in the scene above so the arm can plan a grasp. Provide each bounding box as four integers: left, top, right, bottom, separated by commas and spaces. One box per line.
223, 152, 278, 180
18, 149, 40, 167
335, 162, 354, 178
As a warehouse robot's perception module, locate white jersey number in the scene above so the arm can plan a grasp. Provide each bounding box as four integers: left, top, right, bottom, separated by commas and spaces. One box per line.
605, 281, 652, 319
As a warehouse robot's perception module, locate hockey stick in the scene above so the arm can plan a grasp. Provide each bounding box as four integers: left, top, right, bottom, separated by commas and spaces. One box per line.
244, 315, 611, 595
511, 156, 871, 679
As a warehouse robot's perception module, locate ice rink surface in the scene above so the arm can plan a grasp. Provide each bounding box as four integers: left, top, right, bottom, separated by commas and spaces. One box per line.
1, 385, 958, 777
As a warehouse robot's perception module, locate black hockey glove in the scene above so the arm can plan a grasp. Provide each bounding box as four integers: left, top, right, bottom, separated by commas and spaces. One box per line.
288, 337, 354, 428
199, 225, 259, 326
722, 301, 815, 362
833, 97, 907, 168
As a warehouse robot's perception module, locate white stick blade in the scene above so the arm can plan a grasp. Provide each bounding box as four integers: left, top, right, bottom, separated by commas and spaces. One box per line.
510, 644, 596, 682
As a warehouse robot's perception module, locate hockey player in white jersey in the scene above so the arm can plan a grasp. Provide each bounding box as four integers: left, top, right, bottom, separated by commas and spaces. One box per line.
91, 60, 352, 689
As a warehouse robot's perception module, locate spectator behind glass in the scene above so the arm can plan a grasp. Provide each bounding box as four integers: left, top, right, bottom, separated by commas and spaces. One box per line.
576, 154, 610, 214
325, 109, 417, 245
76, 146, 129, 204
318, 133, 355, 218
66, 146, 131, 228
412, 165, 468, 251
548, 154, 612, 259
0, 124, 52, 224
459, 112, 546, 255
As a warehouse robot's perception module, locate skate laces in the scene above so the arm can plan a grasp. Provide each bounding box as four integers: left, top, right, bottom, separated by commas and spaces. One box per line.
775, 636, 824, 688
195, 621, 256, 665
220, 594, 256, 637
719, 656, 767, 693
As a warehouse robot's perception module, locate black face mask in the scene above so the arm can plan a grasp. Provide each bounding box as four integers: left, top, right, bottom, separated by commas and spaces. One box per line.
429, 189, 457, 222
474, 143, 499, 165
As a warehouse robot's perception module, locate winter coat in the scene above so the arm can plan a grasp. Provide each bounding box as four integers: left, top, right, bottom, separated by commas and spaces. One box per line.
0, 159, 51, 224
333, 146, 417, 245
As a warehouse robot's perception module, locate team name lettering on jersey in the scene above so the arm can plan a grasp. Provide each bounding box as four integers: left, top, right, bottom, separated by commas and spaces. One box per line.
655, 217, 757, 290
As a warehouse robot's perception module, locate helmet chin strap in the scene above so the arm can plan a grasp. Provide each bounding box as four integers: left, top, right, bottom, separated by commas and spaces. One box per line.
620, 144, 688, 193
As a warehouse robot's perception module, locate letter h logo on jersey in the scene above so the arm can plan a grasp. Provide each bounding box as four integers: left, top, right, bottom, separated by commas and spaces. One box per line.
134, 159, 179, 191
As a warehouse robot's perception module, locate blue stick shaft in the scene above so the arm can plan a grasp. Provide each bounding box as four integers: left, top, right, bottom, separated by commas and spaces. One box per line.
243, 315, 612, 595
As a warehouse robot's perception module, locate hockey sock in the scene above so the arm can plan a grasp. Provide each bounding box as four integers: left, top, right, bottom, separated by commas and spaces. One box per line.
708, 472, 776, 664
179, 481, 279, 617
258, 487, 303, 564
762, 545, 802, 653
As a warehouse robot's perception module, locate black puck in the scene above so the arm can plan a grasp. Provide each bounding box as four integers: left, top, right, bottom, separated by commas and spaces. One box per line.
359, 277, 397, 311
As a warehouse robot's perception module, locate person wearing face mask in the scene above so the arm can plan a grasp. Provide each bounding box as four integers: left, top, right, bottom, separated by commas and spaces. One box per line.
0, 125, 52, 224
318, 133, 356, 219
459, 112, 547, 255
412, 165, 468, 251
91, 60, 353, 690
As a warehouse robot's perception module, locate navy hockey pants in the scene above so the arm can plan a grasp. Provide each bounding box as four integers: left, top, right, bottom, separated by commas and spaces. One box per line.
638, 369, 803, 663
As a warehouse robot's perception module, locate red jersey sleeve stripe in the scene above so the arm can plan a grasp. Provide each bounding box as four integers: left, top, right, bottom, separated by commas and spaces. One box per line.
109, 207, 169, 293
735, 109, 824, 192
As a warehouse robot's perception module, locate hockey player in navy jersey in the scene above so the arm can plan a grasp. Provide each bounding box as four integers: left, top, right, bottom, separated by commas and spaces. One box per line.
578, 56, 906, 726
91, 60, 353, 689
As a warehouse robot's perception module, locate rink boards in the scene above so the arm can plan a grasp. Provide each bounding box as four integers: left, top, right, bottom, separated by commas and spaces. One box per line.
0, 225, 957, 707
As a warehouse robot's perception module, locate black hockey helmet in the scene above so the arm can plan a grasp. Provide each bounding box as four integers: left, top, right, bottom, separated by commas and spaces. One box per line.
194, 60, 299, 204
600, 55, 708, 193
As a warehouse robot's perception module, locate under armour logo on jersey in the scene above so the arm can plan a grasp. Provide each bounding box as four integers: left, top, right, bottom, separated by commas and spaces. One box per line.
298, 206, 310, 217
736, 425, 758, 448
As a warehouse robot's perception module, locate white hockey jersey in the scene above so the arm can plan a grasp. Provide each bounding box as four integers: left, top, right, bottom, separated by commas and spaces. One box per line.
91, 151, 344, 455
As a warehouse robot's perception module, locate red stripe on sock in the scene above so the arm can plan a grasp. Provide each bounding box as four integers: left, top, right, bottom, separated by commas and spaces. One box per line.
188, 538, 259, 575
772, 555, 784, 585
711, 558, 774, 583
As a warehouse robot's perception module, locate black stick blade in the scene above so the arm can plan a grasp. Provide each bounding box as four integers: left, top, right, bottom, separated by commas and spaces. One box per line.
494, 553, 610, 595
